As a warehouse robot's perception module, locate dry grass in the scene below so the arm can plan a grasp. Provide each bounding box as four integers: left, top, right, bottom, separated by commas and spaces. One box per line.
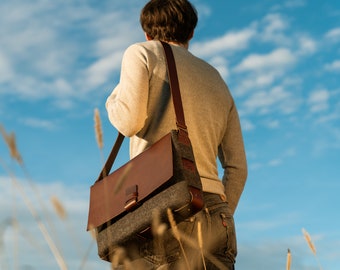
94, 108, 105, 168
0, 124, 23, 165
167, 208, 190, 270
51, 196, 67, 220
0, 118, 327, 270
302, 228, 316, 255
286, 229, 324, 270
94, 108, 103, 151
197, 221, 207, 270
1, 124, 68, 270
302, 228, 323, 270
286, 248, 291, 270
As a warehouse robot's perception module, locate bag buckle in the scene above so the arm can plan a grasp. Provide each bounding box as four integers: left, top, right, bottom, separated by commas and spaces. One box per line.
124, 185, 138, 211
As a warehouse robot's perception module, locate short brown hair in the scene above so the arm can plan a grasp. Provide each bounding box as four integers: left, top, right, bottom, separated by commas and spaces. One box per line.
140, 0, 198, 44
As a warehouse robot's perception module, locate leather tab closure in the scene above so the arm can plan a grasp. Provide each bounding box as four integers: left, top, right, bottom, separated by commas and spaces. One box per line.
189, 186, 204, 212
125, 185, 138, 211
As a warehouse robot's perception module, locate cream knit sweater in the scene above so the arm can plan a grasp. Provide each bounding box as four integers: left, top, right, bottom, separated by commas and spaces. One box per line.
106, 41, 247, 214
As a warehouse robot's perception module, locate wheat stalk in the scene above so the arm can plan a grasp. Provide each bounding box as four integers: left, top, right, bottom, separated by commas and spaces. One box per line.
167, 208, 190, 270
110, 247, 132, 269
1, 124, 63, 252
12, 218, 47, 254
166, 208, 229, 270
176, 229, 229, 270
94, 108, 103, 150
51, 196, 67, 220
302, 228, 316, 255
51, 195, 85, 261
11, 174, 67, 269
78, 241, 94, 270
197, 221, 207, 270
94, 108, 105, 169
302, 228, 323, 270
0, 124, 23, 164
0, 217, 13, 270
151, 208, 167, 238
166, 208, 182, 243
92, 112, 132, 269
151, 209, 167, 261
0, 153, 67, 270
286, 248, 291, 270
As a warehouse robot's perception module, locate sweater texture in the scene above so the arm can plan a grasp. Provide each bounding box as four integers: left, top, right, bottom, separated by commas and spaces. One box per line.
106, 41, 247, 214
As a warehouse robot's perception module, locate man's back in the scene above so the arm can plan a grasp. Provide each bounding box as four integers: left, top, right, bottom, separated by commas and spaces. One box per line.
106, 40, 246, 201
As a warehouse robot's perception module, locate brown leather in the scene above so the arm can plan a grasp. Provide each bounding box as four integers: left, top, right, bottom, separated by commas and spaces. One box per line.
87, 133, 173, 229
96, 132, 124, 182
162, 41, 187, 131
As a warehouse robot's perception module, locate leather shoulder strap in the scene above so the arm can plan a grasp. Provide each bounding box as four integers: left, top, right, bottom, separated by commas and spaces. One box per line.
160, 41, 187, 131
95, 132, 124, 182
96, 41, 185, 182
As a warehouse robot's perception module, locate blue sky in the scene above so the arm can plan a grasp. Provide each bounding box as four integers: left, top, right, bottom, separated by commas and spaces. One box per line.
1, 0, 339, 269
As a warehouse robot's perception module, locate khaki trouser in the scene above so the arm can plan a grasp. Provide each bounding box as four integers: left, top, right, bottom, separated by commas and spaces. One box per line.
113, 192, 237, 270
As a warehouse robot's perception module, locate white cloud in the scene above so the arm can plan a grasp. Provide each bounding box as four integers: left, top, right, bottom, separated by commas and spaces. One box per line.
325, 60, 340, 72
84, 52, 124, 89
239, 219, 282, 231
233, 70, 280, 97
242, 86, 297, 115
0, 0, 142, 104
194, 2, 212, 18
191, 27, 257, 57
268, 158, 282, 167
308, 89, 330, 113
209, 56, 229, 79
0, 3, 76, 77
283, 147, 296, 157
262, 13, 287, 33
20, 118, 57, 130
325, 27, 340, 41
236, 238, 308, 270
259, 13, 291, 45
0, 51, 14, 83
234, 48, 295, 72
241, 119, 255, 131
192, 12, 298, 100
311, 133, 340, 156
265, 119, 280, 129
297, 36, 317, 55
315, 112, 340, 125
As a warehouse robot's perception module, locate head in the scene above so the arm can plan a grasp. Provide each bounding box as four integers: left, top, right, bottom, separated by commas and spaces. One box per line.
140, 0, 198, 46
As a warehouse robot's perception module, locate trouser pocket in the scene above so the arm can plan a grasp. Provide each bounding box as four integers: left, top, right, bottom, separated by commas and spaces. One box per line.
219, 212, 237, 263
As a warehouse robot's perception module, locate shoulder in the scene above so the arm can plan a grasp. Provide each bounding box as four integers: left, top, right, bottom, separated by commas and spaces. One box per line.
122, 41, 164, 66
182, 48, 227, 83
124, 41, 163, 57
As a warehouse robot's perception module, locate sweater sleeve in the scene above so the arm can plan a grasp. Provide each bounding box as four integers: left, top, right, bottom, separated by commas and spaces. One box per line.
218, 99, 248, 215
106, 44, 149, 137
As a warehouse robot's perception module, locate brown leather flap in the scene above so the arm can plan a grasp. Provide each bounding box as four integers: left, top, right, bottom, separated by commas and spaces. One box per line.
87, 133, 174, 230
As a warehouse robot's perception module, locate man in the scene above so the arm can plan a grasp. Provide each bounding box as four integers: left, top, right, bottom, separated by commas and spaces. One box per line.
106, 0, 247, 269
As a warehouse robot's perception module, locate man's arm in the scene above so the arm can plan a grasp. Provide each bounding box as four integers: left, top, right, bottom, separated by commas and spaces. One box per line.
218, 99, 247, 215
